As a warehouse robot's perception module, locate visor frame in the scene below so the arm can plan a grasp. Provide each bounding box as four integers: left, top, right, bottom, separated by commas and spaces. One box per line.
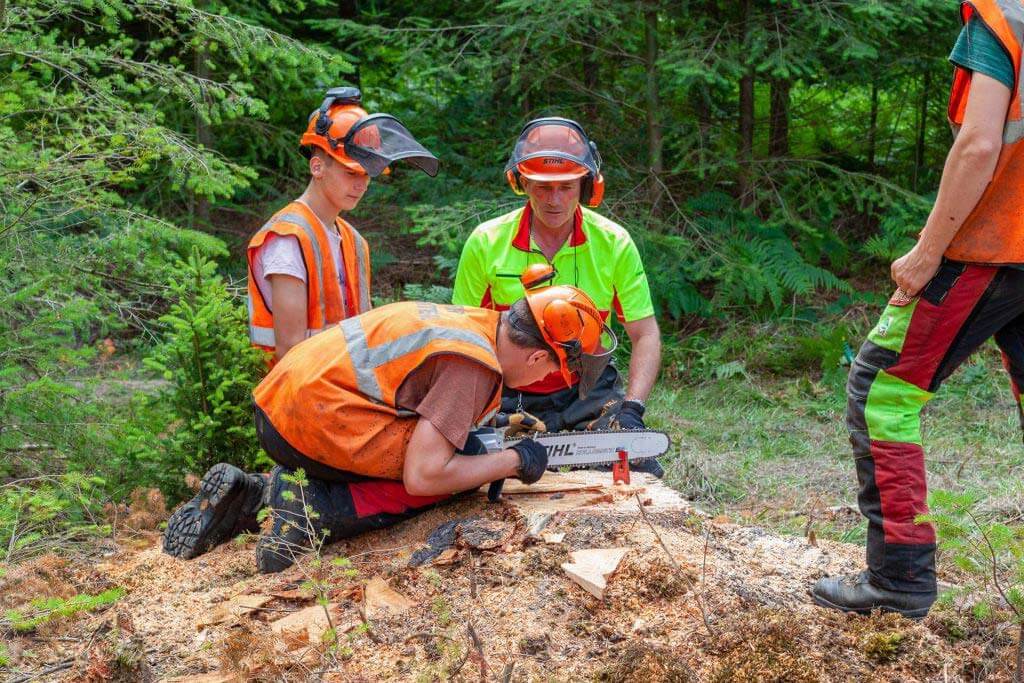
321, 112, 439, 178
504, 118, 601, 180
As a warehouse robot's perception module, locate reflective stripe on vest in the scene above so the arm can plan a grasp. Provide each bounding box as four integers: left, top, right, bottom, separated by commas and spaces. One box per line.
353, 228, 371, 312
266, 213, 328, 326
339, 315, 497, 402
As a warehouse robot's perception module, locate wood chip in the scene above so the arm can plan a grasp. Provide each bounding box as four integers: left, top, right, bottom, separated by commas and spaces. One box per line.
561, 548, 629, 599
270, 588, 315, 601
363, 576, 415, 620
431, 548, 460, 566
196, 594, 273, 628
164, 673, 242, 683
270, 604, 343, 646
526, 512, 553, 538
541, 532, 565, 544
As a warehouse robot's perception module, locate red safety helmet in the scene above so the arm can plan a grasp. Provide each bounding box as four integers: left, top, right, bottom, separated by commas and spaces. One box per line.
504, 117, 605, 207
300, 87, 439, 178
512, 265, 617, 397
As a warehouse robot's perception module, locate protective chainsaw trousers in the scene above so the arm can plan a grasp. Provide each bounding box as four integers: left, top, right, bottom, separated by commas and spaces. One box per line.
848, 261, 1024, 593
255, 405, 486, 522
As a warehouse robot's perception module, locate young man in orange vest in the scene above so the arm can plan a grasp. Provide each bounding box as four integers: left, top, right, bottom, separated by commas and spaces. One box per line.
164, 286, 613, 572
247, 87, 438, 363
813, 0, 1024, 618
452, 118, 663, 475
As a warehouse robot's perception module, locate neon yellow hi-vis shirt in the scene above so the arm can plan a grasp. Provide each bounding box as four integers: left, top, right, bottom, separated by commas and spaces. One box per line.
453, 203, 654, 320
453, 203, 654, 393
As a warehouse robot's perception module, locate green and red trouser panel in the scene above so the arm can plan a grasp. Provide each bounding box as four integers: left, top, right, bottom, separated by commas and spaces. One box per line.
848, 262, 1024, 593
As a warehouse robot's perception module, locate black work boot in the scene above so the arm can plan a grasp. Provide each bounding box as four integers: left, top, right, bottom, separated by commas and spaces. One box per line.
163, 463, 266, 559
811, 570, 936, 619
256, 466, 326, 574
256, 467, 433, 574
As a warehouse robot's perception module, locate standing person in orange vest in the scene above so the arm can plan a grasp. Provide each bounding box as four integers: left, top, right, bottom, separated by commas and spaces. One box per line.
164, 287, 614, 572
813, 0, 1024, 619
247, 87, 439, 363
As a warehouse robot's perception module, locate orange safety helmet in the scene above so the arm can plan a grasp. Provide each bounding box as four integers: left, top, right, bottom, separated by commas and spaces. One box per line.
504, 117, 605, 207
300, 87, 373, 174
513, 266, 617, 397
300, 87, 439, 178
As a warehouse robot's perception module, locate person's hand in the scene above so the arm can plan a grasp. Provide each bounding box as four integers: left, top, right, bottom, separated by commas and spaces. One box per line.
493, 411, 547, 436
891, 245, 941, 298
614, 400, 646, 429
510, 438, 548, 484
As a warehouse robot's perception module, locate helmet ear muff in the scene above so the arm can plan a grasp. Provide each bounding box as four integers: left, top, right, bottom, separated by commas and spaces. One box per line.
587, 173, 604, 207
541, 299, 584, 344
314, 87, 363, 139
506, 169, 526, 195
577, 172, 604, 208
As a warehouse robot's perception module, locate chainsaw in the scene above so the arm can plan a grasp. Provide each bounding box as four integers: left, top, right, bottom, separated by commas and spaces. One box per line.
475, 428, 672, 502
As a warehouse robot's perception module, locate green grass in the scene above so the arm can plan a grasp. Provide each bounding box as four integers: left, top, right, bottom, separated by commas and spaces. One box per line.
649, 338, 1024, 544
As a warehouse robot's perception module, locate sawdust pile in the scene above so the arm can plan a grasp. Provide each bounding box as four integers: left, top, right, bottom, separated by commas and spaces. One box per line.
1, 472, 1018, 681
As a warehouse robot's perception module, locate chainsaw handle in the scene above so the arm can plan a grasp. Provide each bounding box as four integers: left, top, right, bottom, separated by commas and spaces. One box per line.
487, 478, 505, 502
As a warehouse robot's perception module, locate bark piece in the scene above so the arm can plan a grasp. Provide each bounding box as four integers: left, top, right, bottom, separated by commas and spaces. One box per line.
457, 519, 514, 550
196, 594, 272, 628
364, 576, 415, 620
561, 548, 629, 599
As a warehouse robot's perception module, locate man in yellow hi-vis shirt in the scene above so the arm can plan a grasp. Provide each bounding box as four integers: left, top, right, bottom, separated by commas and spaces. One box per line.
452, 117, 663, 476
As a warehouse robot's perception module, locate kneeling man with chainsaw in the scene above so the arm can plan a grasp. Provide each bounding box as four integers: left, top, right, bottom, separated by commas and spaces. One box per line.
453, 117, 663, 476
163, 284, 666, 572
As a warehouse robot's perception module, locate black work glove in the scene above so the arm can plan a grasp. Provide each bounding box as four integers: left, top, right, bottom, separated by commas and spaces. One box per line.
615, 400, 646, 429
511, 438, 549, 485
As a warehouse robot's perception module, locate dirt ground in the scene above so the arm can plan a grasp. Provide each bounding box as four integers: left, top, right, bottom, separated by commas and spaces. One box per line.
2, 472, 1019, 682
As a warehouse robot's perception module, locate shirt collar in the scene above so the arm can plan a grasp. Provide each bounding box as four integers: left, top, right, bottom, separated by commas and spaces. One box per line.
511, 203, 587, 252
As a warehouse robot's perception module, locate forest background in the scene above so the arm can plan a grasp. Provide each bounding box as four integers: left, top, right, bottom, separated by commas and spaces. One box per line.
2, 0, 1021, 617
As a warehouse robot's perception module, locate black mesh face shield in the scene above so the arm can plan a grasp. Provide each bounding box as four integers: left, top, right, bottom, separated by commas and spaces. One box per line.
564, 323, 617, 399
342, 114, 439, 178
503, 118, 601, 180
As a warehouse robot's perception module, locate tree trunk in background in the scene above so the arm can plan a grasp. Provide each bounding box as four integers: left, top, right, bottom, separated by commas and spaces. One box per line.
768, 77, 790, 157
339, 0, 361, 87
867, 80, 879, 169
644, 3, 663, 203
582, 25, 599, 120
738, 72, 755, 206
913, 69, 930, 192
193, 0, 211, 229
737, 0, 754, 207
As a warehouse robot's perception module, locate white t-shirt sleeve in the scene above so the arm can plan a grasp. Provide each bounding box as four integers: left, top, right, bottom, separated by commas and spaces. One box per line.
251, 234, 307, 310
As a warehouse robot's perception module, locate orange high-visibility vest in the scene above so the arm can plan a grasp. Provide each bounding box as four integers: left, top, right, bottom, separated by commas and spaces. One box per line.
246, 201, 372, 356
945, 0, 1024, 265
252, 302, 503, 480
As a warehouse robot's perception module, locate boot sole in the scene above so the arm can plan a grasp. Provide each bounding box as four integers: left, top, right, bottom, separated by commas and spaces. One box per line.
163, 463, 259, 560
811, 592, 930, 620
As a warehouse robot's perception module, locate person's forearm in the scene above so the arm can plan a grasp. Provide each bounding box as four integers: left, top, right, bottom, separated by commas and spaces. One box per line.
405, 449, 520, 496
917, 132, 1001, 257
625, 332, 661, 402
